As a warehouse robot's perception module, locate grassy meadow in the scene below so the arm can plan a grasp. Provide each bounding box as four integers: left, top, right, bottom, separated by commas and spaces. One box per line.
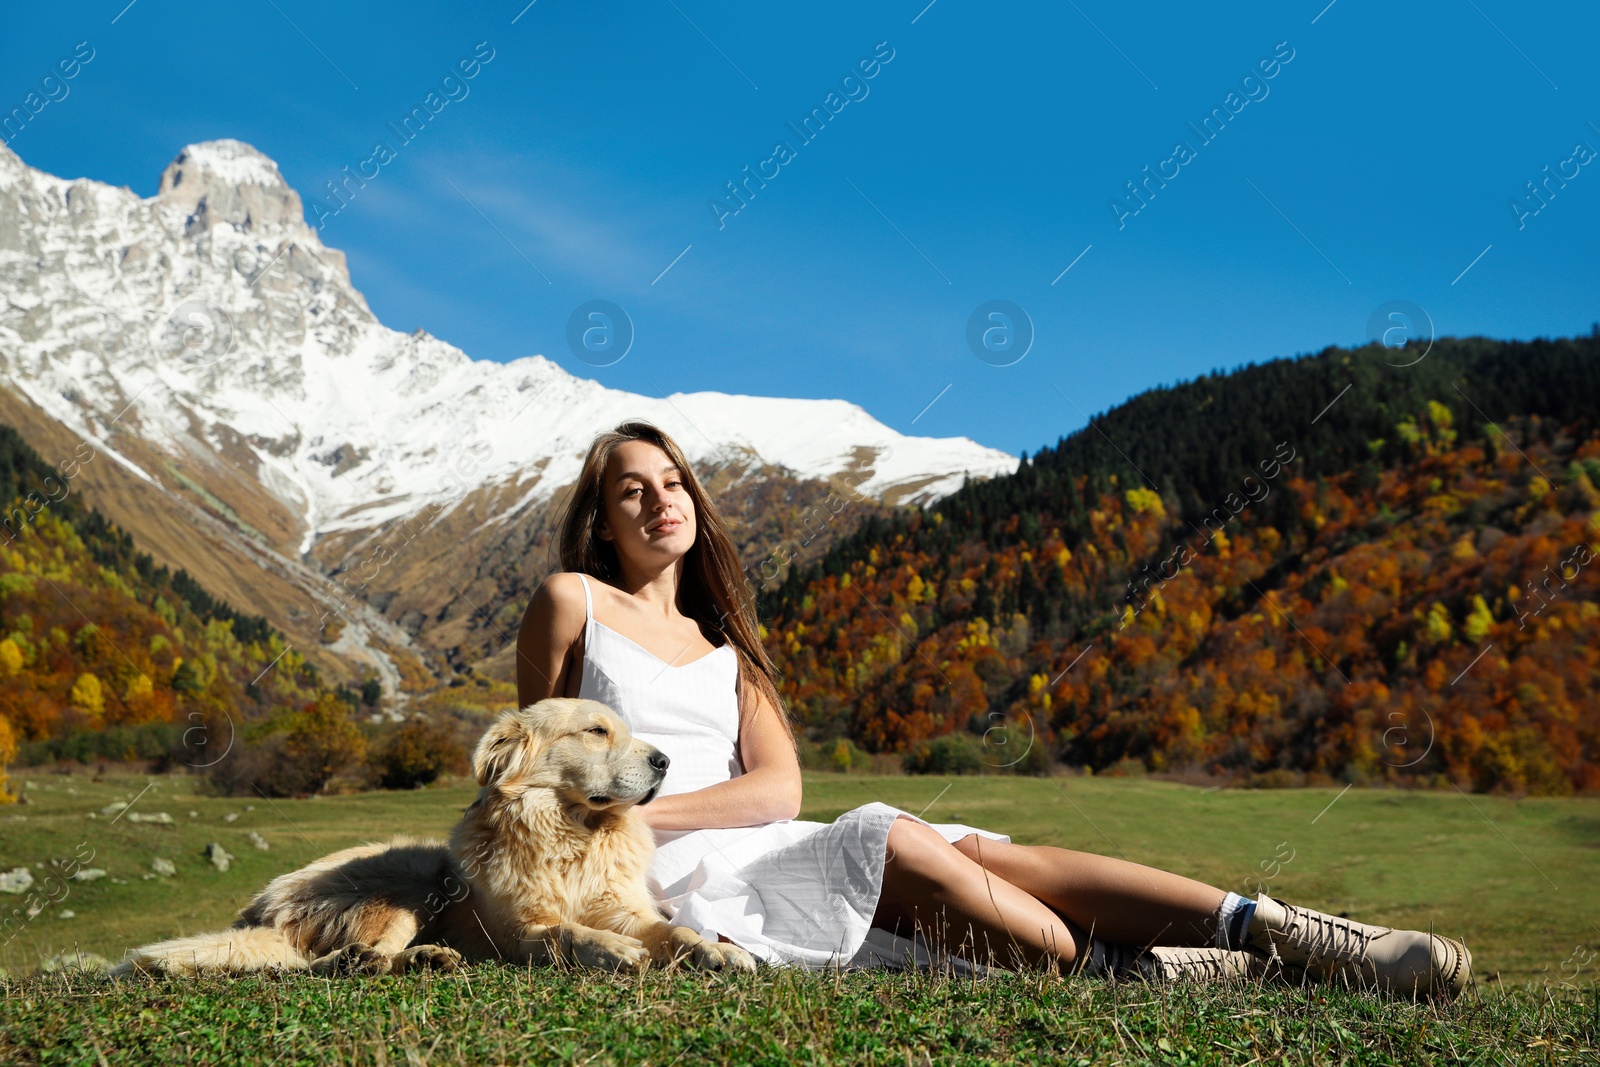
1, 771, 1597, 1064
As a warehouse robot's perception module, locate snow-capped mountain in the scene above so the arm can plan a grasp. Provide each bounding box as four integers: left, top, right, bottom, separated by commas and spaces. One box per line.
0, 138, 1012, 542
0, 138, 1017, 692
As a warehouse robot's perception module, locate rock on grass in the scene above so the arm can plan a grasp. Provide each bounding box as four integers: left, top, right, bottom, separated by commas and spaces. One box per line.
204, 843, 233, 872
0, 867, 34, 894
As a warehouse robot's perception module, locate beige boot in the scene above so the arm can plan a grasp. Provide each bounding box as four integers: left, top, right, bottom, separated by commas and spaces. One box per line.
1244, 894, 1472, 999
1073, 938, 1296, 984
1144, 944, 1303, 984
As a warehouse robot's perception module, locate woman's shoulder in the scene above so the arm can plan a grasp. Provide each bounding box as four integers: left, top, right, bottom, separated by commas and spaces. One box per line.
537, 570, 593, 603
523, 572, 594, 636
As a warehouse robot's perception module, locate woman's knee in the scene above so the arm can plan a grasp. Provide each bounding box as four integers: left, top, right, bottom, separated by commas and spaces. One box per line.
950, 834, 984, 861
884, 817, 962, 878
951, 833, 1018, 867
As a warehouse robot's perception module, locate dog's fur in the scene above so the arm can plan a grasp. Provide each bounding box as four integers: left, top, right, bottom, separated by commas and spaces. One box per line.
113, 698, 756, 977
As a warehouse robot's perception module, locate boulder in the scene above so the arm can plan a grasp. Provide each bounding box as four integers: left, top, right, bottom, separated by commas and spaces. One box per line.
0, 867, 34, 894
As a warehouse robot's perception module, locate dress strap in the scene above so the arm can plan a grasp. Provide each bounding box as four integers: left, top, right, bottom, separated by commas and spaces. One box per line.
577, 573, 593, 622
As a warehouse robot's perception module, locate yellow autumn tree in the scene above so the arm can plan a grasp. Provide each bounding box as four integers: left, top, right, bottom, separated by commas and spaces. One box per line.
70, 672, 105, 717
0, 638, 21, 676
1463, 595, 1495, 642
1426, 400, 1457, 448
0, 716, 16, 803
1423, 602, 1454, 644
1125, 487, 1166, 518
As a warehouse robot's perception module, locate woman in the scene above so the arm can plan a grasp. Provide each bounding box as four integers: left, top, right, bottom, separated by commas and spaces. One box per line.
514, 420, 1472, 996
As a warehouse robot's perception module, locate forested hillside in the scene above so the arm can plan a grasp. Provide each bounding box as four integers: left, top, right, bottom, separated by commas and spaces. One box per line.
758, 334, 1600, 794
0, 424, 341, 795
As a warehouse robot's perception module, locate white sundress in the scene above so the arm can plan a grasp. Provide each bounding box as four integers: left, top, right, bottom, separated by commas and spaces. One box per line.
573, 573, 1011, 970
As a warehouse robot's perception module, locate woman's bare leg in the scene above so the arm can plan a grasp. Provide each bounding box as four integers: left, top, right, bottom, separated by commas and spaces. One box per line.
950, 835, 1226, 948
872, 817, 1091, 969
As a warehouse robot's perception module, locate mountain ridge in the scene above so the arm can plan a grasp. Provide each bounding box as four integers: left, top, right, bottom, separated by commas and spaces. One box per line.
0, 137, 1015, 692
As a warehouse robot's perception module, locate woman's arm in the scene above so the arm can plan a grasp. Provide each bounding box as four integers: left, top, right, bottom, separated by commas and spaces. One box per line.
636, 672, 802, 831
515, 573, 800, 829
515, 573, 587, 706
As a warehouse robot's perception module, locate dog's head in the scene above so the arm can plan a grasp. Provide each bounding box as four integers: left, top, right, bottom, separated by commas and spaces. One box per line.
471, 698, 669, 812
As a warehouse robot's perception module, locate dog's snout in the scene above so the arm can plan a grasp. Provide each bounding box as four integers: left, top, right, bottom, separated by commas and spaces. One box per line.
648, 750, 669, 773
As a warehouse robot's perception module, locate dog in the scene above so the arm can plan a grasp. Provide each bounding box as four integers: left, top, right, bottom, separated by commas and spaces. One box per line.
113, 698, 757, 977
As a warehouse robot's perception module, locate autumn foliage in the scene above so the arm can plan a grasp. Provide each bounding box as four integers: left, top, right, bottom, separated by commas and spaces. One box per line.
0, 422, 378, 792
759, 336, 1600, 795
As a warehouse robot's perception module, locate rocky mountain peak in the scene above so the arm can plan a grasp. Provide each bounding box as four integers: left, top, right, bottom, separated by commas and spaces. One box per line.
157, 139, 305, 234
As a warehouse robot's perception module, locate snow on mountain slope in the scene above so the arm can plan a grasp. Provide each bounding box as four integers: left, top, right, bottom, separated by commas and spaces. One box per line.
0, 138, 1017, 562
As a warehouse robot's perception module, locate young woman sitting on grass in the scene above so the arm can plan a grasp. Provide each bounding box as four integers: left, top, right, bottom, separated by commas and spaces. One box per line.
514, 420, 1473, 997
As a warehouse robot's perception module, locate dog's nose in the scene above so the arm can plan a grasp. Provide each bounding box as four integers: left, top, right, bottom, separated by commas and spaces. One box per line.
648, 750, 670, 772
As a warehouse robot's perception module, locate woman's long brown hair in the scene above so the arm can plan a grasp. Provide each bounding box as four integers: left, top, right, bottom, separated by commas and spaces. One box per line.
556, 420, 796, 749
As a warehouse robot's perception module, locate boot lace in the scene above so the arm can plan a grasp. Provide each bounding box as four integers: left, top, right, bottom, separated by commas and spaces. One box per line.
1154, 947, 1229, 980
1284, 902, 1379, 971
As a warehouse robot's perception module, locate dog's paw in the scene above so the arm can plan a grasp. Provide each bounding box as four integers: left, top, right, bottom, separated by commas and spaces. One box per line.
313, 943, 394, 977
688, 939, 758, 973
570, 930, 650, 973
111, 954, 171, 978
393, 944, 464, 974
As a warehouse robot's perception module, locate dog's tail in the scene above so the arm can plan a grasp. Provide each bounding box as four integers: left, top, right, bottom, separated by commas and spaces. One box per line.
111, 925, 308, 977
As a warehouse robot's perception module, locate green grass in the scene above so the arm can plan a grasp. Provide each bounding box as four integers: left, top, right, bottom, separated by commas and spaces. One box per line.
2, 772, 1597, 1064
4, 965, 1597, 1066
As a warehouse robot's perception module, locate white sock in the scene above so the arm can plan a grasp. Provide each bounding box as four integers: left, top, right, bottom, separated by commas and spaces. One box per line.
1215, 891, 1257, 950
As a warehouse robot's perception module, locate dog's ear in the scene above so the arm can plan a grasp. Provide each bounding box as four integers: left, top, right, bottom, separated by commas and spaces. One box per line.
473, 708, 542, 787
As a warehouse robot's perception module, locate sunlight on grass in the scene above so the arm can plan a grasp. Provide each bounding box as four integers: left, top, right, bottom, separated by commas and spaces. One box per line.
2, 772, 1596, 1064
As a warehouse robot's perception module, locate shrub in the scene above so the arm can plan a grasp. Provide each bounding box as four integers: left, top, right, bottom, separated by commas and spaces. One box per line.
208, 732, 300, 797
19, 721, 185, 767
971, 720, 1053, 775
797, 736, 872, 773
369, 716, 467, 790
903, 733, 984, 775
1104, 755, 1148, 778
208, 692, 370, 796
1240, 767, 1303, 789
282, 692, 367, 793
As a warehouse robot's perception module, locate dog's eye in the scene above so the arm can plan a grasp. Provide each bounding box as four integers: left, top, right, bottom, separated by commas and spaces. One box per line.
587, 726, 609, 737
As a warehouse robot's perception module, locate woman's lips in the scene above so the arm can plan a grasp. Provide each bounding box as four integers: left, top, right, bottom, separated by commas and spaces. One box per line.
648, 518, 682, 534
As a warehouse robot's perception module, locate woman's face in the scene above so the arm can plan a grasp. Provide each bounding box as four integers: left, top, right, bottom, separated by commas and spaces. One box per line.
597, 440, 697, 567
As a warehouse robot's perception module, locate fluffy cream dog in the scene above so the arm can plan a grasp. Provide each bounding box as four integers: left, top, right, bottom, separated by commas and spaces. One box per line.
113, 698, 756, 977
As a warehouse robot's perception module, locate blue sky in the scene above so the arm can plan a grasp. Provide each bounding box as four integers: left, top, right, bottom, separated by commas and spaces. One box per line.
4, 1, 1597, 459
